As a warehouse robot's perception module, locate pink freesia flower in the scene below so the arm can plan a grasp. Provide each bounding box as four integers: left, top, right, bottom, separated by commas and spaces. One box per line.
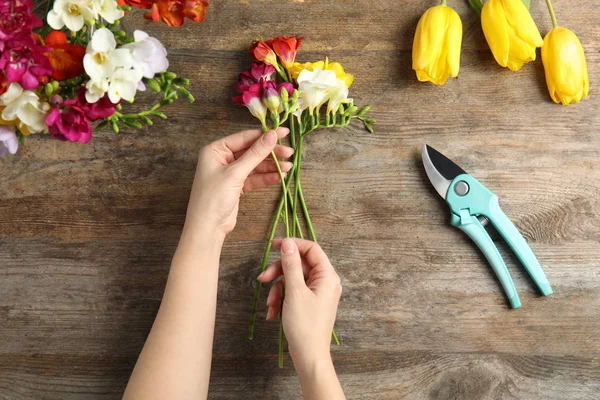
46, 89, 116, 144
0, 0, 42, 52
0, 43, 53, 90
0, 125, 18, 158
234, 63, 276, 93
232, 82, 267, 126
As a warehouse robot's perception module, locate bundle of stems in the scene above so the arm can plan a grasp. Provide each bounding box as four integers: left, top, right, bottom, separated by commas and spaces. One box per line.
248, 102, 373, 368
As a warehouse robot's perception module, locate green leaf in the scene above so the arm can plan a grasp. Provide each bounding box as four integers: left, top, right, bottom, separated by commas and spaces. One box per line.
521, 0, 530, 8
468, 0, 483, 14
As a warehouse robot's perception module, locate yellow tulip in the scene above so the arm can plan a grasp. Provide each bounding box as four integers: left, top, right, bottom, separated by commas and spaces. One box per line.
542, 27, 589, 105
291, 58, 354, 87
481, 0, 543, 71
412, 4, 462, 85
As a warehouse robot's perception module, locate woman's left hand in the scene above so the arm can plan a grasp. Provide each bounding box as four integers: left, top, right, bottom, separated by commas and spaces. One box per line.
184, 127, 293, 239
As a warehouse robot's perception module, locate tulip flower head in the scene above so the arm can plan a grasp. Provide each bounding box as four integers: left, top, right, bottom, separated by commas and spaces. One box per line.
412, 4, 462, 85
539, 0, 589, 106
481, 0, 543, 71
541, 27, 588, 106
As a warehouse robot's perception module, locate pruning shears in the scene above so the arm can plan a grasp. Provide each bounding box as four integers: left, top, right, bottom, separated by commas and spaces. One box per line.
421, 145, 553, 308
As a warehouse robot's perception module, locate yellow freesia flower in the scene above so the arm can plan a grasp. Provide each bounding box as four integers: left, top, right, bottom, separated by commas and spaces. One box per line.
291, 58, 354, 87
542, 27, 589, 106
481, 0, 543, 71
412, 4, 462, 85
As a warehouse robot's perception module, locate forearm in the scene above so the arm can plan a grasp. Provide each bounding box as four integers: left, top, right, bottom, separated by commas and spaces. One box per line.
296, 355, 345, 400
123, 226, 224, 400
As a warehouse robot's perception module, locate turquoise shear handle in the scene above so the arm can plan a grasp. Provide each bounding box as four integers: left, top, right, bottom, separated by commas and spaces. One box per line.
447, 174, 552, 308
451, 212, 521, 308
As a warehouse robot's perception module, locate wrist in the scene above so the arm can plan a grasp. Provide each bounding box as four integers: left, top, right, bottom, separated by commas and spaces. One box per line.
294, 351, 335, 384
180, 221, 226, 249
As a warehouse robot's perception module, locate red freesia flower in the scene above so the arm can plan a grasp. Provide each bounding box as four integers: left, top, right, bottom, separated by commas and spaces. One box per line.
0, 70, 7, 96
44, 31, 86, 81
249, 40, 279, 69
269, 36, 303, 70
143, 0, 209, 27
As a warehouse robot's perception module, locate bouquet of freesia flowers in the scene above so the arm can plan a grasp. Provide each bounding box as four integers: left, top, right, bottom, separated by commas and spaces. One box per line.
233, 36, 374, 367
0, 0, 209, 158
412, 0, 589, 106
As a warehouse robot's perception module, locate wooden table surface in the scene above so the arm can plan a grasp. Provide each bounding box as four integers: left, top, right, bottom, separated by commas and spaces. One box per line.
1, 1, 599, 399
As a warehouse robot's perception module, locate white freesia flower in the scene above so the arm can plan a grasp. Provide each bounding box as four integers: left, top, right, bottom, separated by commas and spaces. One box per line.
47, 0, 95, 32
85, 78, 110, 103
326, 81, 352, 114
90, 0, 124, 24
0, 83, 48, 134
296, 68, 339, 114
123, 30, 169, 79
108, 67, 144, 103
84, 28, 134, 82
0, 125, 18, 158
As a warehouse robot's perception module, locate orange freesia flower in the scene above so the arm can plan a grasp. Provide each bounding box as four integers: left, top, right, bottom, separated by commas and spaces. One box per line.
268, 36, 303, 71
249, 40, 279, 70
44, 31, 85, 81
121, 0, 152, 8
143, 0, 209, 27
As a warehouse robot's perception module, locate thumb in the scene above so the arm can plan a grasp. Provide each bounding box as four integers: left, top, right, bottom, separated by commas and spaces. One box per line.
280, 238, 307, 292
232, 130, 277, 176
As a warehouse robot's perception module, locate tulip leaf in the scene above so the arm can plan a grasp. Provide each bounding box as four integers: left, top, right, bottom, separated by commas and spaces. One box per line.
467, 0, 483, 14
521, 0, 530, 8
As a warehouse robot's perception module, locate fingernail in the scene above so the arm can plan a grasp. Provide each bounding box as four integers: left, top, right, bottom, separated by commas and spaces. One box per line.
281, 238, 295, 255
263, 130, 277, 146
278, 127, 290, 135
257, 271, 265, 280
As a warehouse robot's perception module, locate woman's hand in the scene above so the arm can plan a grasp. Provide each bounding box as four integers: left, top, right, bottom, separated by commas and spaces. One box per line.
184, 127, 293, 239
257, 238, 343, 381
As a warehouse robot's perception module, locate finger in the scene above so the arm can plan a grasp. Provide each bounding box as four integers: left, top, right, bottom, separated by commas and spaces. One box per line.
257, 259, 311, 283
217, 127, 290, 154
230, 130, 279, 177
235, 144, 294, 162
266, 279, 284, 320
242, 172, 286, 193
279, 238, 308, 293
272, 238, 334, 273
250, 160, 293, 175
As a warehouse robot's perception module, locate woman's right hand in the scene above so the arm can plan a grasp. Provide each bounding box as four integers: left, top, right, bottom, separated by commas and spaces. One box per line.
257, 238, 343, 384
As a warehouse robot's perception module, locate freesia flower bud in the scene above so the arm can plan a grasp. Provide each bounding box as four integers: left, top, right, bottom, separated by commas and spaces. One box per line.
481, 0, 543, 71
412, 4, 462, 85
279, 86, 289, 104
541, 27, 589, 106
263, 86, 281, 114
291, 89, 299, 103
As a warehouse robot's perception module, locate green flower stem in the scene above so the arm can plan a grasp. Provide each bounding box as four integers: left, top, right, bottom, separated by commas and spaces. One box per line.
545, 0, 558, 28
272, 151, 290, 237
248, 169, 296, 339
441, 0, 447, 5
278, 284, 286, 368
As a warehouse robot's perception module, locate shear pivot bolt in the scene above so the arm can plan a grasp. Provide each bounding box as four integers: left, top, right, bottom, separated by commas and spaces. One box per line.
454, 181, 469, 196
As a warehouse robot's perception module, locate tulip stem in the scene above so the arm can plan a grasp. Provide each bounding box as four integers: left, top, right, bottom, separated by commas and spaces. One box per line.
545, 0, 558, 28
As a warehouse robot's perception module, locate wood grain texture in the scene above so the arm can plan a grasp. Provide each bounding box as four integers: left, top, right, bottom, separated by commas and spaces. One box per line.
1, 1, 600, 399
